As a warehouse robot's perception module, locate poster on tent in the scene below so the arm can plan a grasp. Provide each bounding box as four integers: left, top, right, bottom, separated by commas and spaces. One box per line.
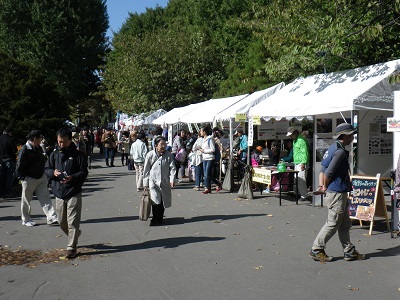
275, 120, 290, 139
257, 123, 275, 140
368, 116, 392, 155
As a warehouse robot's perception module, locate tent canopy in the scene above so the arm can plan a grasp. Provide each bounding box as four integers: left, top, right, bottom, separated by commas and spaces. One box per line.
213, 83, 285, 122
179, 94, 248, 124
152, 103, 203, 126
142, 109, 166, 125
248, 59, 400, 120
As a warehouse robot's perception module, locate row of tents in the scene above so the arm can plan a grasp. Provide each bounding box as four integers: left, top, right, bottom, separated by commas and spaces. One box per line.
142, 59, 400, 128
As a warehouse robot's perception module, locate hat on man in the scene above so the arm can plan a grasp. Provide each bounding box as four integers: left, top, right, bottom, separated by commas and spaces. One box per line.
286, 126, 298, 136
333, 123, 356, 139
256, 146, 263, 152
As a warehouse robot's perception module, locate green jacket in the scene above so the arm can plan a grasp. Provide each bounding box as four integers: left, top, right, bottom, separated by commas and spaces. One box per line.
293, 135, 309, 164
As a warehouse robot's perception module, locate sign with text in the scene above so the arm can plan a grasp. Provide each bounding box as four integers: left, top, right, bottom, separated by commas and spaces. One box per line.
252, 168, 271, 185
235, 113, 246, 122
348, 175, 390, 235
252, 116, 261, 125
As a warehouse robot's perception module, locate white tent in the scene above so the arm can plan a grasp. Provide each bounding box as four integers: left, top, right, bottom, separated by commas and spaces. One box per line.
142, 109, 167, 125
152, 103, 203, 125
248, 59, 400, 120
179, 94, 248, 124
213, 83, 285, 122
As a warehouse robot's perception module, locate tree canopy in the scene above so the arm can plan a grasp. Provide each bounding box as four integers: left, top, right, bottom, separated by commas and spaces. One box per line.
0, 0, 109, 134
105, 0, 400, 114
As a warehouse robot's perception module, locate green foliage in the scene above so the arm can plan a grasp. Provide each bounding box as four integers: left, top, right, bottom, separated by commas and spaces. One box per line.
0, 0, 109, 110
105, 0, 400, 115
0, 53, 68, 144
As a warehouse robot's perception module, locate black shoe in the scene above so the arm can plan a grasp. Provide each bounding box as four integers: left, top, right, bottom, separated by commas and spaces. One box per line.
110, 164, 115, 167
66, 249, 77, 259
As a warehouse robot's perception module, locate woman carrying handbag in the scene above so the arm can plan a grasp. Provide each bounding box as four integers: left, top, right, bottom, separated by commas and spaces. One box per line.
143, 136, 176, 226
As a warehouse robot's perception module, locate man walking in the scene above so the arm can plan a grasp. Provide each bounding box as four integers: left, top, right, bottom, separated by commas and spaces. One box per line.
130, 132, 148, 192
309, 123, 365, 262
0, 128, 18, 200
17, 130, 58, 226
45, 128, 88, 259
286, 127, 309, 199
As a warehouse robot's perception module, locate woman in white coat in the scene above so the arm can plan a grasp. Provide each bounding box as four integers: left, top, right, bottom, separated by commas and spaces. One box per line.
143, 136, 176, 226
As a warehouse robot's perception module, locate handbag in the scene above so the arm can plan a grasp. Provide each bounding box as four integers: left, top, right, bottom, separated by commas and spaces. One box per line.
175, 148, 187, 163
139, 190, 151, 221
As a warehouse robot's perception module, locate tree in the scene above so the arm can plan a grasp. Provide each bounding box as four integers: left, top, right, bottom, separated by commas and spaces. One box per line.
0, 52, 68, 144
0, 0, 109, 109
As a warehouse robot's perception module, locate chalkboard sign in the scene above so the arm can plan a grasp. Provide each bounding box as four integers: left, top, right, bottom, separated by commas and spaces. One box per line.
348, 175, 390, 235
348, 176, 378, 219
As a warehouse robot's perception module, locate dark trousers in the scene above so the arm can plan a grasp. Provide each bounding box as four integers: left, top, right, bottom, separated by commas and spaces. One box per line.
152, 201, 165, 223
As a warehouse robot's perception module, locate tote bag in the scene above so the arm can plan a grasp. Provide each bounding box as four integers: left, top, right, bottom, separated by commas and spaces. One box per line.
139, 190, 151, 221
175, 148, 187, 163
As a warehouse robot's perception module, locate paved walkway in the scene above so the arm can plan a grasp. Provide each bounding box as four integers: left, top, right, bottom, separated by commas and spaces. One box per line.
0, 152, 399, 300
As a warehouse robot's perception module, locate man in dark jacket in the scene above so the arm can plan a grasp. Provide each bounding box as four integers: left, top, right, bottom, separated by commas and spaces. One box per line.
45, 128, 88, 259
17, 130, 58, 226
309, 123, 365, 262
0, 128, 18, 200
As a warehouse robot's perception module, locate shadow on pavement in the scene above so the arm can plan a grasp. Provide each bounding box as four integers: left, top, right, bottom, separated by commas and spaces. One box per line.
367, 244, 400, 258
81, 236, 225, 255
82, 215, 138, 223
163, 213, 266, 225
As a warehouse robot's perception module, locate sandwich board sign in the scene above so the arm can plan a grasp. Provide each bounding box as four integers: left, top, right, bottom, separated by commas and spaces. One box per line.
348, 174, 390, 235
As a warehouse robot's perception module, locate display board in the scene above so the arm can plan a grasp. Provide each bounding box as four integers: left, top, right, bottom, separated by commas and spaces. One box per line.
348, 175, 390, 235
252, 168, 271, 185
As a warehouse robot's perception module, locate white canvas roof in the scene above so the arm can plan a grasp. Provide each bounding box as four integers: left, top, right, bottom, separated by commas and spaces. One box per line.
248, 59, 400, 120
213, 83, 285, 122
142, 109, 167, 125
179, 94, 248, 124
152, 103, 203, 125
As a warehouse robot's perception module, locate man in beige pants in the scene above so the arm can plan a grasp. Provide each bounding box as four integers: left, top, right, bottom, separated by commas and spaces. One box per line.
16, 130, 57, 227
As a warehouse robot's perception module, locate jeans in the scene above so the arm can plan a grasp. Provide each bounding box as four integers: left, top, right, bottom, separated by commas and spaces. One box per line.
0, 160, 16, 197
195, 163, 204, 187
104, 147, 115, 159
203, 160, 220, 190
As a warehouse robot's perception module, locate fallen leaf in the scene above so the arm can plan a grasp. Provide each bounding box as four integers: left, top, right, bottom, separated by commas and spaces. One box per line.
254, 266, 263, 270
349, 288, 359, 291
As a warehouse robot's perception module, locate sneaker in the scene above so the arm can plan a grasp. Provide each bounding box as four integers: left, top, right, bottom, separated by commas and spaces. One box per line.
22, 220, 36, 227
202, 189, 211, 194
178, 179, 183, 183
309, 249, 333, 262
193, 187, 201, 191
344, 249, 366, 261
66, 249, 77, 259
47, 217, 59, 225
263, 188, 270, 193
216, 185, 222, 192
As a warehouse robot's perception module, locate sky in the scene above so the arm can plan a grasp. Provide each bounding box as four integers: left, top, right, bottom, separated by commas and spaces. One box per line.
106, 0, 170, 38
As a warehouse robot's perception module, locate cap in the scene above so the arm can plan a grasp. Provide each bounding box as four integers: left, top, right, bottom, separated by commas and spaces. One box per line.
256, 146, 263, 152
286, 126, 298, 136
333, 123, 356, 139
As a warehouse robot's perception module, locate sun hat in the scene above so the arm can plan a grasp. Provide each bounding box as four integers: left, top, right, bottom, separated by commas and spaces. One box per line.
286, 126, 298, 136
333, 123, 356, 139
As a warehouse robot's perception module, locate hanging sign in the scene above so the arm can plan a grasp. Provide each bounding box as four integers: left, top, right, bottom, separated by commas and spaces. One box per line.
252, 115, 261, 125
235, 113, 246, 122
252, 168, 271, 184
248, 118, 254, 147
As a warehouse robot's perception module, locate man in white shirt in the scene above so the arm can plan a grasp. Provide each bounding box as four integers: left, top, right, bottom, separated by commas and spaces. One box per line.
130, 132, 148, 192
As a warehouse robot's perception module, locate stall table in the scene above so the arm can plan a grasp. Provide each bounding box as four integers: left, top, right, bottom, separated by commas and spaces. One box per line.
254, 167, 299, 206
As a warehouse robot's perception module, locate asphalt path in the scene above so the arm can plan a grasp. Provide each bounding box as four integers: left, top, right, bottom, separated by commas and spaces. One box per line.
0, 152, 399, 300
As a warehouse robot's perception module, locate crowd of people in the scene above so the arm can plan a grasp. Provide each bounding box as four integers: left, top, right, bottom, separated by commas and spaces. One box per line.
0, 123, 367, 262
